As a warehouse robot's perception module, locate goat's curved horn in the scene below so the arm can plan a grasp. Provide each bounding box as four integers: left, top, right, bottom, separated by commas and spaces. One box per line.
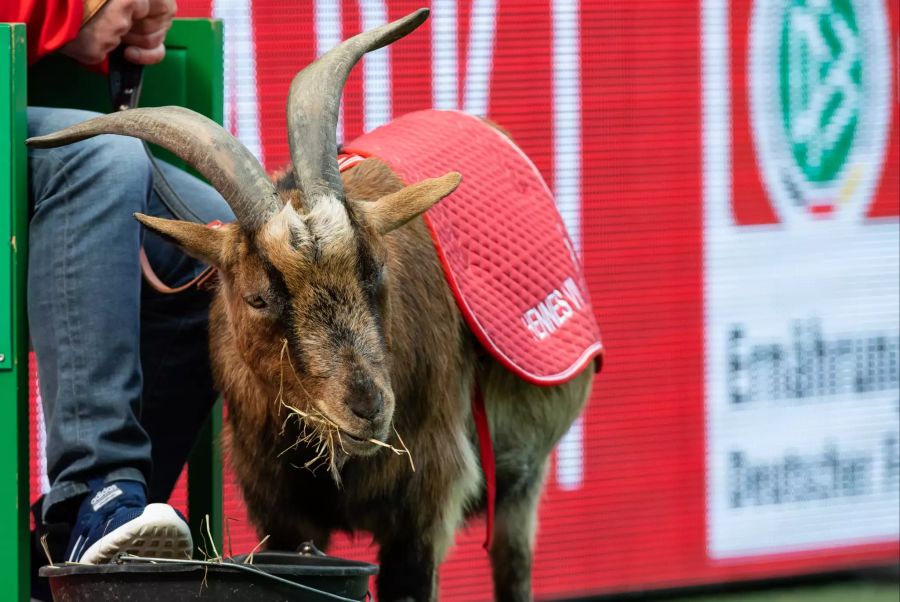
287, 8, 429, 203
26, 106, 281, 232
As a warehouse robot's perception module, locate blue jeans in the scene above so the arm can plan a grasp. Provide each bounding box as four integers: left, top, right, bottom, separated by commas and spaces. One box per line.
27, 107, 234, 523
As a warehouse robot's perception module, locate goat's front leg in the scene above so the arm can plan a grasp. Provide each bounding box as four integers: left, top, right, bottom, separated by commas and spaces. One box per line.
376, 530, 440, 602
244, 489, 333, 553
375, 479, 468, 602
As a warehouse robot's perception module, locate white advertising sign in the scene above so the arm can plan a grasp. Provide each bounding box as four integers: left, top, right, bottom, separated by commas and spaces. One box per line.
703, 0, 900, 558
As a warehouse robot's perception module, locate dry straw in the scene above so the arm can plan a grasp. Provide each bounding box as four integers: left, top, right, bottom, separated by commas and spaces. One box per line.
275, 339, 415, 483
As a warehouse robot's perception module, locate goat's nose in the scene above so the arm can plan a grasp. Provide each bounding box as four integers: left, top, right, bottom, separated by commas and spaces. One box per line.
347, 382, 384, 421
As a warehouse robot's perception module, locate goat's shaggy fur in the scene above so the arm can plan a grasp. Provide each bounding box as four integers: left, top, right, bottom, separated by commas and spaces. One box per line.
208, 159, 592, 601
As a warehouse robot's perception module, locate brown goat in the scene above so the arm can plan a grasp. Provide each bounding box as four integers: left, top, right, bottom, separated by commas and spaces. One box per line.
28, 9, 593, 601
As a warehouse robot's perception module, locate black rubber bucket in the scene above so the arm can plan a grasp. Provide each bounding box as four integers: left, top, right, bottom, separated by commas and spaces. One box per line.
39, 547, 377, 601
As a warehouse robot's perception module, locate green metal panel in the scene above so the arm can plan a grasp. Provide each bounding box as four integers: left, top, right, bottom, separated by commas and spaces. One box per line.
189, 402, 224, 556
163, 19, 226, 554
163, 20, 224, 125
0, 22, 32, 602
27, 49, 188, 112
28, 48, 192, 169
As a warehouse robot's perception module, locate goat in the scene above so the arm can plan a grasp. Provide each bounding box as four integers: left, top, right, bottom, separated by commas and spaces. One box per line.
28, 9, 593, 601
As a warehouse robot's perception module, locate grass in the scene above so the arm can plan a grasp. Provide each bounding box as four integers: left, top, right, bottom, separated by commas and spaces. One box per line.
675, 581, 899, 602
579, 571, 900, 602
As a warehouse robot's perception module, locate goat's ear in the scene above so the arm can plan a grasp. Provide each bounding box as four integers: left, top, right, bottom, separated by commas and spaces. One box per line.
355, 172, 461, 234
134, 213, 227, 267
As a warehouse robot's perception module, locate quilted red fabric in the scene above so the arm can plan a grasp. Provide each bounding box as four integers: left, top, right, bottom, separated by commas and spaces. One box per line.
344, 109, 602, 385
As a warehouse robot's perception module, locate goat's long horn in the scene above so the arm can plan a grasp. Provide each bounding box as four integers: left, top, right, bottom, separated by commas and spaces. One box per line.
26, 106, 281, 232
287, 8, 429, 203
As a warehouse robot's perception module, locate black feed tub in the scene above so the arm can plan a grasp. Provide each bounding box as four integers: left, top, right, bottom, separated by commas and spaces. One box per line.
39, 548, 377, 601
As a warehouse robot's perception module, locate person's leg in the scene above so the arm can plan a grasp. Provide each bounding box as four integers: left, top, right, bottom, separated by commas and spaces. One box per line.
28, 107, 154, 523
27, 107, 232, 564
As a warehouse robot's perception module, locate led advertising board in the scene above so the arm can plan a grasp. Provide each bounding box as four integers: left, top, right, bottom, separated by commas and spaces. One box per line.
28, 1, 898, 599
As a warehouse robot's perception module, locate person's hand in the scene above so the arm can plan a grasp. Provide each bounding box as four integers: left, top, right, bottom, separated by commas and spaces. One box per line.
122, 0, 177, 65
60, 0, 148, 65
60, 0, 176, 66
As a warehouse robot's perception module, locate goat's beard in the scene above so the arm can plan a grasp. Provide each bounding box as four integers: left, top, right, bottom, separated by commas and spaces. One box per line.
273, 338, 348, 485
272, 340, 413, 482
277, 402, 351, 487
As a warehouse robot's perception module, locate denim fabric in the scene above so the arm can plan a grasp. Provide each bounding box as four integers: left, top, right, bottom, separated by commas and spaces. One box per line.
27, 107, 236, 522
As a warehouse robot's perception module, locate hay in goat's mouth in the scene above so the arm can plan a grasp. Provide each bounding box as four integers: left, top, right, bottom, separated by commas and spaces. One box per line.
275, 339, 415, 480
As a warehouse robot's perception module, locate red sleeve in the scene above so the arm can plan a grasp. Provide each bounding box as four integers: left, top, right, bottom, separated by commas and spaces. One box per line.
1, 0, 84, 64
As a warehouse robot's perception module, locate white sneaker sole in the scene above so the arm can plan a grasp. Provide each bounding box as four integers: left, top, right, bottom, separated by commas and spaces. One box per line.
78, 503, 193, 564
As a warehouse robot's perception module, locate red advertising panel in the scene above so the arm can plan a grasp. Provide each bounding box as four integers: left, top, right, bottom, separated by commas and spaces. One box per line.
28, 1, 899, 600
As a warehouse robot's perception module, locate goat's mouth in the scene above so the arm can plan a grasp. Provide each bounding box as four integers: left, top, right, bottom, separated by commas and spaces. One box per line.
280, 394, 399, 458
338, 435, 371, 456
334, 425, 384, 456
337, 428, 367, 443
279, 401, 413, 474
301, 403, 382, 454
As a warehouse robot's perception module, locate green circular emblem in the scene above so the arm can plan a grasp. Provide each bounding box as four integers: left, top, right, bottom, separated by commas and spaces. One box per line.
750, 0, 891, 222
779, 0, 861, 184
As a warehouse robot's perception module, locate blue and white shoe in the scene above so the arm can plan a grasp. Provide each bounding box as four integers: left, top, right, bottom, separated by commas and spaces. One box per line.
65, 481, 193, 564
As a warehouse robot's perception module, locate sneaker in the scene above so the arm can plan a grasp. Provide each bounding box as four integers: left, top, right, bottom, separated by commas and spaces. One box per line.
65, 480, 193, 564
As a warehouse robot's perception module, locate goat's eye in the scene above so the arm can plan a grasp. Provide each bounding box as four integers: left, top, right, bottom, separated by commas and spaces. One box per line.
244, 294, 267, 309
